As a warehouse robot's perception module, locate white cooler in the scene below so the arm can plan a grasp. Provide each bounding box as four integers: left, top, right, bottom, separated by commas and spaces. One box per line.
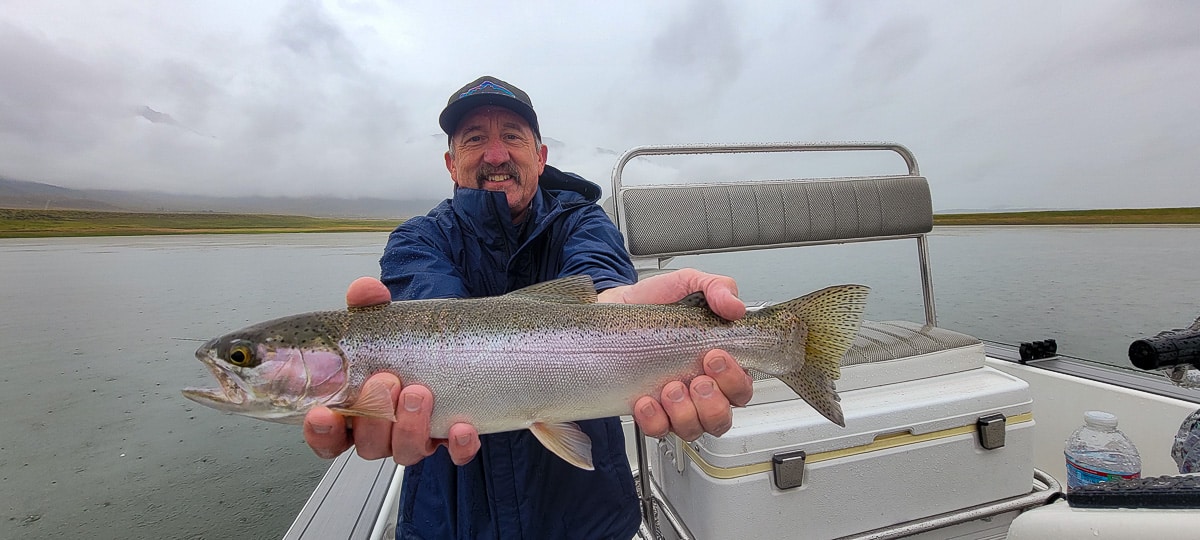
649, 321, 1036, 540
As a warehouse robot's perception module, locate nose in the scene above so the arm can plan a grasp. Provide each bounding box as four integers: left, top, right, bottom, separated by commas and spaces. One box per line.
482, 138, 510, 166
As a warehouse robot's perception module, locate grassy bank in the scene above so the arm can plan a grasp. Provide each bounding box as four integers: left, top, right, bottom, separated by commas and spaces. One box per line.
0, 209, 399, 238
933, 207, 1200, 226
3, 207, 1198, 238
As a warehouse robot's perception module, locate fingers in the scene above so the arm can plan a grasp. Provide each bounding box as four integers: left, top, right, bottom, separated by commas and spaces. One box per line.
390, 385, 440, 466
652, 377, 733, 442
595, 269, 746, 321
302, 370, 480, 466
632, 396, 670, 438
346, 277, 392, 308
660, 381, 703, 441
636, 350, 752, 442
689, 376, 733, 437
351, 373, 403, 460
682, 269, 745, 321
446, 423, 481, 465
704, 349, 753, 407
303, 406, 352, 459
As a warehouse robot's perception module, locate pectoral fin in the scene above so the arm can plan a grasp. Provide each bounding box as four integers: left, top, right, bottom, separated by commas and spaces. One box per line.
530, 421, 594, 470
329, 377, 397, 422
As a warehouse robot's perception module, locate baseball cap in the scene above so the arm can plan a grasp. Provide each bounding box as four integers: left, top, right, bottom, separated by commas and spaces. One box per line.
439, 76, 540, 138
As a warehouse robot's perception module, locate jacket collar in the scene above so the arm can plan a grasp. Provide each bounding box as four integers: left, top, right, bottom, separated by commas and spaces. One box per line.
449, 165, 601, 242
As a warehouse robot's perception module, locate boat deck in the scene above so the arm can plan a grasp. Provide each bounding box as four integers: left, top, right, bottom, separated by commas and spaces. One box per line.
283, 451, 398, 540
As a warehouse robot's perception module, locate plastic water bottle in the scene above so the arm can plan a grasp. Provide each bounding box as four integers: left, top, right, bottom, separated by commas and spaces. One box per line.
1064, 410, 1141, 491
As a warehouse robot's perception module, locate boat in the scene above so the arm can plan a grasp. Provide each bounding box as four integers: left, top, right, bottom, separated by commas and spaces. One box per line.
283, 142, 1200, 539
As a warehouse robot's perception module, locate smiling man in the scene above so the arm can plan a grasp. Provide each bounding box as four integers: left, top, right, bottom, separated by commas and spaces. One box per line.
303, 76, 753, 539
440, 80, 546, 224
445, 104, 543, 222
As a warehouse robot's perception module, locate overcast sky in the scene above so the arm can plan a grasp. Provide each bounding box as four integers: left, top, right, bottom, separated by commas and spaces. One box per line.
1, 0, 1196, 210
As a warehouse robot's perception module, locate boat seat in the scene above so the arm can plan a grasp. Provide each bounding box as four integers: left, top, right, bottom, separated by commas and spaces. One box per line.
842, 320, 984, 387
618, 174, 932, 260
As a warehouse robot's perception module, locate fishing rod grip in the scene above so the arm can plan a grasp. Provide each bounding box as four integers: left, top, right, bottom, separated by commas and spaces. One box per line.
1129, 329, 1200, 370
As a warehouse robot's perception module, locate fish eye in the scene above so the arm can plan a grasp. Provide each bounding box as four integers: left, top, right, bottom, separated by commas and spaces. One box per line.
227, 343, 254, 367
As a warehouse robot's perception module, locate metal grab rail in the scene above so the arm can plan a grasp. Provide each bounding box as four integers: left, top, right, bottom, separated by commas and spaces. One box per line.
609, 141, 937, 328
837, 469, 1062, 540
609, 141, 920, 237
636, 467, 1062, 540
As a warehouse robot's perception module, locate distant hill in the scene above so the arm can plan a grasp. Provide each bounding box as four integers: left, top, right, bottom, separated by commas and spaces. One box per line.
0, 177, 128, 211
0, 177, 442, 219
935, 207, 1082, 214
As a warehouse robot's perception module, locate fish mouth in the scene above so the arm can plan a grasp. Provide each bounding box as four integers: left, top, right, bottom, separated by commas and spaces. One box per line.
181, 343, 326, 425
182, 347, 252, 408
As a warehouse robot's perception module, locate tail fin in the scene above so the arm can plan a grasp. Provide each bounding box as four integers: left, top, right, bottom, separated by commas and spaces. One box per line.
762, 284, 869, 427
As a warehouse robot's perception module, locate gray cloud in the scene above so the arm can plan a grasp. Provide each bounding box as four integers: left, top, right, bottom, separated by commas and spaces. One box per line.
0, 1, 1197, 211
650, 0, 745, 89
273, 0, 360, 69
851, 17, 931, 84
0, 23, 128, 152
1068, 2, 1200, 66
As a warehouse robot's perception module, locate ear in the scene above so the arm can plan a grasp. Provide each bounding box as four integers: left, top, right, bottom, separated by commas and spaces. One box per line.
445, 151, 461, 185
536, 144, 548, 175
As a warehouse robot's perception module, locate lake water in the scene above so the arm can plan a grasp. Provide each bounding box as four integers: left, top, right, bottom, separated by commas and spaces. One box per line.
1, 227, 1198, 539
676, 226, 1200, 365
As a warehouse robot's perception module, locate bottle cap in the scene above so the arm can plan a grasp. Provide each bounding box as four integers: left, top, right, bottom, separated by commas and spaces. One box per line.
1085, 410, 1118, 429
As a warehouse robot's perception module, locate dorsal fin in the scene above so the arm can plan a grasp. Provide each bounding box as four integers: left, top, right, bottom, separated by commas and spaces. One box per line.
505, 275, 598, 304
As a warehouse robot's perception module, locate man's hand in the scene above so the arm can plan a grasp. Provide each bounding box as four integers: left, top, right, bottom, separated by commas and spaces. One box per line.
598, 269, 755, 441
302, 277, 482, 465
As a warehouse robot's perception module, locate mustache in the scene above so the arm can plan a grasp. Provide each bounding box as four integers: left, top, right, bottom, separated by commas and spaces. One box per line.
475, 163, 521, 185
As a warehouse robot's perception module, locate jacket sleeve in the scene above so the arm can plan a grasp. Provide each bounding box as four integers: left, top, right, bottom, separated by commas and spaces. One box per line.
556, 203, 638, 291
379, 219, 470, 301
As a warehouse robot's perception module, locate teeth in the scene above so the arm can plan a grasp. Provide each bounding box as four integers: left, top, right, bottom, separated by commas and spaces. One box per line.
487, 175, 510, 182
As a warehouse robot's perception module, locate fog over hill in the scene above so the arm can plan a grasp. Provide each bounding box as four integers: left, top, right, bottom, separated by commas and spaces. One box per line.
0, 177, 441, 219
3, 176, 1159, 219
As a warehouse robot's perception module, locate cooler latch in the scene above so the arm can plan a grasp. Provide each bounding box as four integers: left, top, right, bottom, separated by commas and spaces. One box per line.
772, 450, 807, 489
976, 413, 1007, 450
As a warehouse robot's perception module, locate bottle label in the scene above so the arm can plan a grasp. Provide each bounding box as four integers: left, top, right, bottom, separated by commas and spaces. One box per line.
1065, 452, 1140, 489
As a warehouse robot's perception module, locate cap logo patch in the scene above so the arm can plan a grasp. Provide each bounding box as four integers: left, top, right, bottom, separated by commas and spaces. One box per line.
459, 81, 516, 99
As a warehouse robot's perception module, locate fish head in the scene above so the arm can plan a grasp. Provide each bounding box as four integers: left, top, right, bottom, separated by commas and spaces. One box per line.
182, 314, 350, 424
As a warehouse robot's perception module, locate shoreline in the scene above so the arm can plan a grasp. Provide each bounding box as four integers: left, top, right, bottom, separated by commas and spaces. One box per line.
931, 207, 1200, 226
0, 208, 400, 238
2, 207, 1198, 238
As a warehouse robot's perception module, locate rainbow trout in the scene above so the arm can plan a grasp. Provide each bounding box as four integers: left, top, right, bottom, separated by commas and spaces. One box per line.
183, 276, 868, 469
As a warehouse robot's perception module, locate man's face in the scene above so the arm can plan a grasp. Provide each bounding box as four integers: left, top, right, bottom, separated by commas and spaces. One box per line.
445, 106, 547, 223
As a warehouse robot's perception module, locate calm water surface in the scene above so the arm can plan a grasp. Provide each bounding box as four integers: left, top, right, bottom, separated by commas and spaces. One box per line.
675, 226, 1200, 365
1, 227, 1197, 539
1, 233, 389, 540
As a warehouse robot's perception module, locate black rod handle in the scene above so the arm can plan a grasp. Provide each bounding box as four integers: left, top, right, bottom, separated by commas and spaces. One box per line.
1130, 329, 1200, 370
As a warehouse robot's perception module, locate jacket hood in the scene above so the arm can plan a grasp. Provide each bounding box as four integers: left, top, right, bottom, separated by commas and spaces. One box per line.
539, 164, 602, 202
449, 164, 601, 230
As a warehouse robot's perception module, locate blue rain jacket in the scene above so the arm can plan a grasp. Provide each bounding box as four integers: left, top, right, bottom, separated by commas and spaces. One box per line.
380, 165, 641, 539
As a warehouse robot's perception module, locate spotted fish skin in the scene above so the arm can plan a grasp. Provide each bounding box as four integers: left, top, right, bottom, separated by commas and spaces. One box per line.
183, 276, 869, 468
